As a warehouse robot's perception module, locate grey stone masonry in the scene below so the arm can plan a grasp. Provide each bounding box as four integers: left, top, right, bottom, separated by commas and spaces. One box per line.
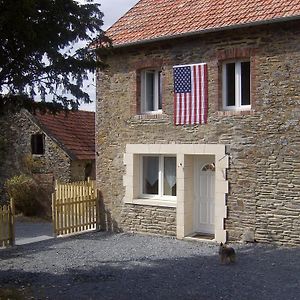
120, 204, 176, 236
0, 111, 72, 202
96, 21, 300, 245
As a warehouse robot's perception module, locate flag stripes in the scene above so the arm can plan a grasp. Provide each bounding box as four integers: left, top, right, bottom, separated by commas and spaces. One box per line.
173, 63, 208, 125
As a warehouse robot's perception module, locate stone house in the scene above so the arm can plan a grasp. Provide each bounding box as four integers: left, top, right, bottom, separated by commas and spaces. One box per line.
0, 109, 95, 199
96, 0, 300, 245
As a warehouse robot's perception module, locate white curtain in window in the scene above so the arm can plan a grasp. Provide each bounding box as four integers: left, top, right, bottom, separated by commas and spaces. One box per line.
144, 157, 158, 186
164, 157, 176, 188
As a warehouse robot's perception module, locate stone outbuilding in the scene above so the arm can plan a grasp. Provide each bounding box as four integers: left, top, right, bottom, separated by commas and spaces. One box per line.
95, 0, 300, 245
0, 109, 95, 200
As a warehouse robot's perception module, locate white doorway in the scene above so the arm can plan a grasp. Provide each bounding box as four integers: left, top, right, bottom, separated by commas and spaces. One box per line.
194, 158, 215, 235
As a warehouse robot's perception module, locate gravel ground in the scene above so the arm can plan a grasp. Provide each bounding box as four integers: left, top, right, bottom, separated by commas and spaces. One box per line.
0, 231, 299, 300
15, 219, 53, 245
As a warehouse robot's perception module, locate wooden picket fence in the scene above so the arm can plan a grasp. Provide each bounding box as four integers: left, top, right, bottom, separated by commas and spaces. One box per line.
0, 199, 15, 247
52, 179, 100, 237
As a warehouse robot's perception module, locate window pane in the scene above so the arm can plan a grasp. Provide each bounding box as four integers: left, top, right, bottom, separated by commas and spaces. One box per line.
158, 71, 162, 110
226, 63, 236, 106
163, 157, 176, 196
143, 156, 158, 194
31, 134, 44, 155
145, 72, 154, 111
241, 61, 250, 105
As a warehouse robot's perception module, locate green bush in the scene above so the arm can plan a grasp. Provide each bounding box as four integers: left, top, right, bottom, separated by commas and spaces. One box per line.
22, 154, 44, 174
5, 174, 47, 217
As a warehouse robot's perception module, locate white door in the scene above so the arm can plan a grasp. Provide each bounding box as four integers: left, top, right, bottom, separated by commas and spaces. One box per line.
194, 162, 215, 234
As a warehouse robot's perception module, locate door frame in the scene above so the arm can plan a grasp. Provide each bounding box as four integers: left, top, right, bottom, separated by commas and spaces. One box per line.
193, 157, 216, 235
124, 144, 228, 243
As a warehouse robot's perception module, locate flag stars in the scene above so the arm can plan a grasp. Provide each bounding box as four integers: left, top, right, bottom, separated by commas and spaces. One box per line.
174, 66, 192, 93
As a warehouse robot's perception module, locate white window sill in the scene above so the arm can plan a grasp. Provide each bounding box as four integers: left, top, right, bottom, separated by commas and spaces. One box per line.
124, 198, 177, 208
217, 109, 255, 117
223, 106, 251, 111
131, 113, 168, 122
140, 110, 162, 115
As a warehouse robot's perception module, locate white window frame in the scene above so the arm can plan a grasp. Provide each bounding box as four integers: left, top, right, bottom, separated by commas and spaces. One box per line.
141, 69, 162, 114
222, 60, 251, 111
139, 155, 176, 201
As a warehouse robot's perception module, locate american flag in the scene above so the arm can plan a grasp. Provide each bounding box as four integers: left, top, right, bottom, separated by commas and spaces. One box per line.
173, 63, 208, 125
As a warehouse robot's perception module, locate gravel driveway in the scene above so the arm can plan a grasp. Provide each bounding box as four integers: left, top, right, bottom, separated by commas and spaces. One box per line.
0, 231, 299, 300
15, 219, 53, 245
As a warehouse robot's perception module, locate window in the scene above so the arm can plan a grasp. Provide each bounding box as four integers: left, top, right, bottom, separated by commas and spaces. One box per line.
141, 69, 162, 113
31, 134, 45, 155
141, 155, 176, 198
222, 60, 250, 110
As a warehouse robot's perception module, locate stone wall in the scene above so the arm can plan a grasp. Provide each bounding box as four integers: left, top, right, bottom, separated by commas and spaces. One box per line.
120, 205, 176, 236
70, 159, 96, 181
0, 110, 72, 202
96, 21, 300, 245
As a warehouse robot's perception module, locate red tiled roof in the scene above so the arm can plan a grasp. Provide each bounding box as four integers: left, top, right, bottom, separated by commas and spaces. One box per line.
33, 111, 95, 160
106, 0, 300, 46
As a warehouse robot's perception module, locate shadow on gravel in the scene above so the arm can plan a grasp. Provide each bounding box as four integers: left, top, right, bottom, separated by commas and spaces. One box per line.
0, 238, 299, 300
0, 238, 69, 260
0, 232, 116, 260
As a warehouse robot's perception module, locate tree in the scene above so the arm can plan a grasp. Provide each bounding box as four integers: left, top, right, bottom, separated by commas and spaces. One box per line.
0, 0, 108, 113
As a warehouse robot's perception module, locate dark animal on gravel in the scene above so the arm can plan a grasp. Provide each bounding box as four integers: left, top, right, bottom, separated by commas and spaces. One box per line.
218, 242, 236, 264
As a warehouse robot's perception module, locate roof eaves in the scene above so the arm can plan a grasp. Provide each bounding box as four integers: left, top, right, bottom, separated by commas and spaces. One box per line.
110, 14, 300, 49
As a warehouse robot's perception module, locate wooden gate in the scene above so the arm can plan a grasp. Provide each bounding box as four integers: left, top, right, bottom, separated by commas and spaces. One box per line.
0, 199, 15, 247
52, 179, 100, 237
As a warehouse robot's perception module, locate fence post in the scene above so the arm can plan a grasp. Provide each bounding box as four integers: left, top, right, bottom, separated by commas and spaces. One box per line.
95, 188, 100, 231
9, 198, 15, 246
52, 192, 57, 238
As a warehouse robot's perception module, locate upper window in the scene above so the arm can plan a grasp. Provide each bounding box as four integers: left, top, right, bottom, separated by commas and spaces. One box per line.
31, 134, 45, 155
141, 155, 176, 199
222, 60, 250, 110
141, 69, 162, 114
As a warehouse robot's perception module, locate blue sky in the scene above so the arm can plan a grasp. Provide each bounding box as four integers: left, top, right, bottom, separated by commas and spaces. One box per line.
80, 0, 140, 111
100, 0, 139, 30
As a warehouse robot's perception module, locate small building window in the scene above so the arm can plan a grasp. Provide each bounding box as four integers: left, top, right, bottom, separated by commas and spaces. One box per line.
141, 155, 176, 198
31, 134, 45, 155
141, 69, 162, 113
222, 60, 250, 110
